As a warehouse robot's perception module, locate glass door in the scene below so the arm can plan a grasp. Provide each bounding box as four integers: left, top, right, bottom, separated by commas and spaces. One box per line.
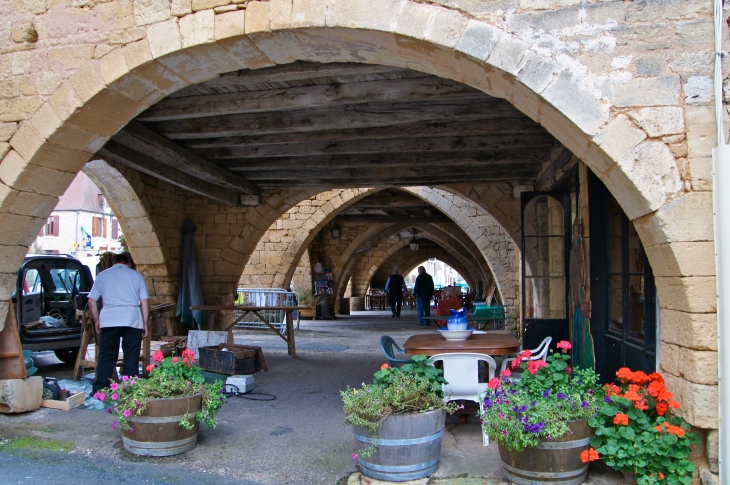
521, 192, 571, 351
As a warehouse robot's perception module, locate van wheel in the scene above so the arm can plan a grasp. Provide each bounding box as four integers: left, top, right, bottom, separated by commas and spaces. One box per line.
54, 348, 79, 364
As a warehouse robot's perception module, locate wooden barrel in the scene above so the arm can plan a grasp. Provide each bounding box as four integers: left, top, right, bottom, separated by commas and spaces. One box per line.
353, 409, 445, 482
120, 394, 202, 457
497, 419, 592, 485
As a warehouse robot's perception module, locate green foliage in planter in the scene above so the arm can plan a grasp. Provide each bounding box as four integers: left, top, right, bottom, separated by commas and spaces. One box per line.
480, 341, 604, 452
299, 289, 322, 307
587, 369, 699, 485
97, 349, 225, 432
341, 355, 458, 457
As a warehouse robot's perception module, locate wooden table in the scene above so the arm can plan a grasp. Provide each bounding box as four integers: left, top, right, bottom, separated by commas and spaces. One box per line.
190, 305, 311, 358
402, 333, 520, 357
366, 294, 387, 310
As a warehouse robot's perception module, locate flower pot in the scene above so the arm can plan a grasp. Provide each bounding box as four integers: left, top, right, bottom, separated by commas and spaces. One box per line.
299, 306, 317, 320
497, 418, 593, 485
620, 470, 639, 485
120, 394, 202, 457
353, 409, 445, 482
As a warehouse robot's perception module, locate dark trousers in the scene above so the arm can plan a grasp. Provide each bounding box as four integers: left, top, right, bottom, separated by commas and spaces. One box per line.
416, 295, 431, 325
93, 326, 142, 393
389, 293, 403, 316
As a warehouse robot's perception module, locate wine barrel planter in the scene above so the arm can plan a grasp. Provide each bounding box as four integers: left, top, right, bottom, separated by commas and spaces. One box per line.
497, 419, 593, 485
120, 394, 202, 457
353, 409, 445, 482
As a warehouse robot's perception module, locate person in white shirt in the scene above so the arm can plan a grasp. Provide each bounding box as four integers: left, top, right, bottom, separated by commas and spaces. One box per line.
88, 252, 150, 393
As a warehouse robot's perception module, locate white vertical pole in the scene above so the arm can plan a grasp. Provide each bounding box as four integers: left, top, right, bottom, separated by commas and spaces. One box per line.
713, 0, 727, 480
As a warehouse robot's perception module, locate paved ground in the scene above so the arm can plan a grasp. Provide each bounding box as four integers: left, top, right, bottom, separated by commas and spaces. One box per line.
0, 309, 626, 485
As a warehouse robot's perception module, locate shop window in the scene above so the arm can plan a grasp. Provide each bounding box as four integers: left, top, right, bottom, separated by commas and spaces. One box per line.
111, 219, 118, 240
43, 216, 59, 236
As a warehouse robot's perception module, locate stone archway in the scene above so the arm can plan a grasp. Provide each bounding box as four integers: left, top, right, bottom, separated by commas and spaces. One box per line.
0, 0, 713, 431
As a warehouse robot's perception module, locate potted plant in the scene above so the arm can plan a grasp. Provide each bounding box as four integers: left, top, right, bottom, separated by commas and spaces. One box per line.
584, 368, 699, 485
341, 355, 458, 482
480, 341, 604, 484
96, 349, 225, 456
298, 289, 322, 319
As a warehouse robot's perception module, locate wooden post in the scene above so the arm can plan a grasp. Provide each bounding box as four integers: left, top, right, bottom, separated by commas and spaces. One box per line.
285, 310, 296, 358
0, 305, 27, 380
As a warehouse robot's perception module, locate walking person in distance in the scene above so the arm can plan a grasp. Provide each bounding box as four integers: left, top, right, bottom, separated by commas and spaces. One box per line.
384, 268, 407, 317
413, 266, 435, 326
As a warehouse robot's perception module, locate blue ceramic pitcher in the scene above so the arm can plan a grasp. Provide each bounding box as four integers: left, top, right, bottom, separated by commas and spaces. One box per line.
447, 308, 468, 330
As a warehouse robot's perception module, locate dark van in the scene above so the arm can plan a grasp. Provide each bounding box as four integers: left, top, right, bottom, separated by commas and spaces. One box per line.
13, 254, 94, 364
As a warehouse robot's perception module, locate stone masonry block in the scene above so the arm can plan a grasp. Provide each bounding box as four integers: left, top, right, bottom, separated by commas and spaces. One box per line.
122, 39, 154, 70
99, 49, 130, 86
517, 51, 562, 94
0, 151, 75, 198
487, 33, 528, 76
9, 122, 43, 163
0, 124, 17, 143
185, 42, 248, 74
686, 106, 714, 161
685, 76, 713, 104
180, 10, 215, 48
0, 97, 43, 124
134, 0, 172, 27
646, 241, 715, 278
395, 2, 435, 41
663, 374, 717, 429
543, 71, 609, 137
455, 20, 500, 62
0, 377, 43, 413
269, 0, 293, 31
193, 0, 231, 11
661, 308, 717, 351
629, 107, 685, 138
156, 51, 219, 85
615, 141, 682, 211
326, 0, 403, 32
290, 0, 326, 29
147, 18, 182, 59
602, 76, 681, 107
655, 276, 717, 314
661, 343, 717, 386
215, 10, 245, 40
594, 114, 647, 163
633, 192, 713, 246
245, 1, 271, 34
172, 0, 193, 16
0, 212, 44, 246
707, 429, 718, 473
69, 62, 107, 106
0, 244, 32, 274
7, 191, 58, 219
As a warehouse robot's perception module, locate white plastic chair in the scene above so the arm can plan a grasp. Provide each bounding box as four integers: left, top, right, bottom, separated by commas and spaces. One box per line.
499, 336, 552, 376
430, 352, 496, 446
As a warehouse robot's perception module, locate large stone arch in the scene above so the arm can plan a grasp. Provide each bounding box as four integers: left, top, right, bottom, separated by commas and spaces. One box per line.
0, 0, 714, 430
336, 221, 491, 300
371, 247, 476, 291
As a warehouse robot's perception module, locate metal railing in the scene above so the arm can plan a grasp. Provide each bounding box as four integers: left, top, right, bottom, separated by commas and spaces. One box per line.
234, 288, 299, 334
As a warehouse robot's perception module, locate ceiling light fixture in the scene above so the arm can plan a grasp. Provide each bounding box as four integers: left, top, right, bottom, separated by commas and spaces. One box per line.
409, 228, 419, 252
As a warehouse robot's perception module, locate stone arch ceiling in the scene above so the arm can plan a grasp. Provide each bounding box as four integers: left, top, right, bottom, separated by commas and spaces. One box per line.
334, 221, 491, 299
0, 1, 715, 431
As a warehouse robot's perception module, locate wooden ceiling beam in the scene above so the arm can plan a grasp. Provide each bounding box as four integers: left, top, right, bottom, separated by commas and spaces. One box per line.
334, 215, 452, 223
201, 133, 556, 159
98, 141, 243, 206
139, 77, 483, 121
113, 121, 259, 195
180, 118, 547, 149
147, 99, 523, 139
169, 63, 410, 97
256, 172, 539, 187
219, 149, 549, 171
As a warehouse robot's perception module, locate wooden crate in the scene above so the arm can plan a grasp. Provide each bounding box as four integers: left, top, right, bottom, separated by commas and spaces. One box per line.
41, 391, 85, 411
199, 344, 257, 375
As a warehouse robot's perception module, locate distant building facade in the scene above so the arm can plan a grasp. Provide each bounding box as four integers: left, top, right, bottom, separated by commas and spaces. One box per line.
30, 172, 122, 259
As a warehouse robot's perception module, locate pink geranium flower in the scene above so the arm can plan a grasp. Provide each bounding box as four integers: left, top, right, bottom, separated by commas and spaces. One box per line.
501, 368, 512, 378
488, 377, 501, 389
556, 340, 572, 353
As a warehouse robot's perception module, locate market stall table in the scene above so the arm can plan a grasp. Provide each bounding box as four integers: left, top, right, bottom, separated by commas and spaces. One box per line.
366, 294, 387, 310
402, 333, 520, 357
190, 305, 311, 358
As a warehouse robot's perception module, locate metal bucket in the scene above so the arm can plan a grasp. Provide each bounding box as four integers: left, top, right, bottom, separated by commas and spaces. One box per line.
121, 394, 202, 457
353, 409, 445, 482
497, 419, 593, 485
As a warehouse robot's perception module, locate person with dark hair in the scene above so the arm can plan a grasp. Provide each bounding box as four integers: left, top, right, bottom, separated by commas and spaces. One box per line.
413, 266, 435, 326
384, 269, 407, 317
89, 251, 150, 393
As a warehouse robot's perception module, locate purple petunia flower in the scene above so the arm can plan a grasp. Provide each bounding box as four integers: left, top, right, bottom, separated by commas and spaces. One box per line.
604, 397, 612, 403
582, 401, 589, 408
530, 401, 536, 407
543, 390, 550, 398
483, 398, 493, 408
557, 392, 567, 400
502, 430, 508, 436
